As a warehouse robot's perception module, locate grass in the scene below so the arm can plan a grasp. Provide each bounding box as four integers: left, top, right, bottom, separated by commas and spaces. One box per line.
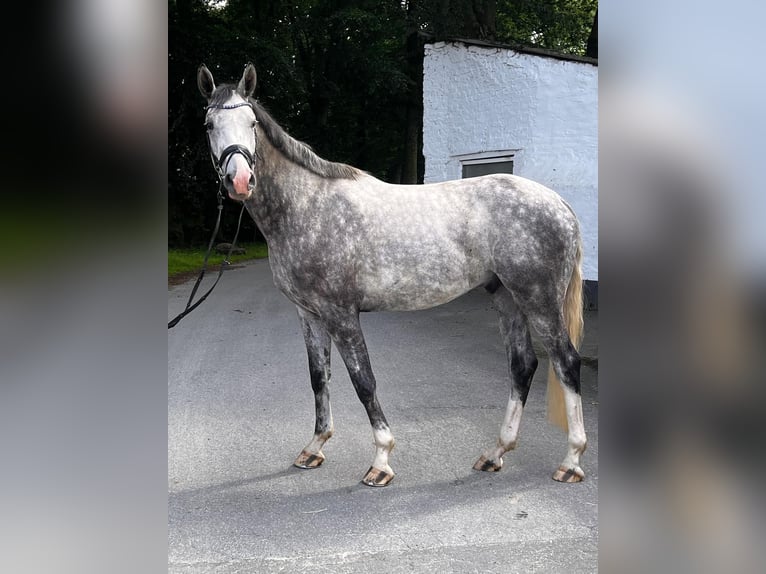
168, 242, 268, 279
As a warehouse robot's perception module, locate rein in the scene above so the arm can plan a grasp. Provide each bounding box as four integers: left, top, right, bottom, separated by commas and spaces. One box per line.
167, 187, 246, 330
167, 101, 256, 330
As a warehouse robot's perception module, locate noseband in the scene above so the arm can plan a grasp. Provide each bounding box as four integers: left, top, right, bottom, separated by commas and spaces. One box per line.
205, 101, 259, 183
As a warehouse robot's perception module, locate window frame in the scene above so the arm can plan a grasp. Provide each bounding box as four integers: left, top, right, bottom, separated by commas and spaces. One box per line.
455, 150, 519, 179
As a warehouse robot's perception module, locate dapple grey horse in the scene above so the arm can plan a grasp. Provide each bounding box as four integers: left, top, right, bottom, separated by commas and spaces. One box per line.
196, 63, 586, 486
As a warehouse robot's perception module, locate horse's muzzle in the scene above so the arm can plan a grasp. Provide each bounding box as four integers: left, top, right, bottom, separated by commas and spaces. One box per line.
225, 154, 255, 200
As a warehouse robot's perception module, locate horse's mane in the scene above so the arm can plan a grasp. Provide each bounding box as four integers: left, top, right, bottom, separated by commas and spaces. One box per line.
209, 85, 363, 180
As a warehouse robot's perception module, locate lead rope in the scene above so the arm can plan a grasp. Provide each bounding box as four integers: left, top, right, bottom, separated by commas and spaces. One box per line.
168, 187, 247, 329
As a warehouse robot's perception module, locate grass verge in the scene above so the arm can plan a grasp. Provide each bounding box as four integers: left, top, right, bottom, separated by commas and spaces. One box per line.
168, 242, 268, 281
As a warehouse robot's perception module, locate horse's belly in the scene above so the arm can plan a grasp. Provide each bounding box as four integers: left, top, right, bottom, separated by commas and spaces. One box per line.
359, 267, 489, 312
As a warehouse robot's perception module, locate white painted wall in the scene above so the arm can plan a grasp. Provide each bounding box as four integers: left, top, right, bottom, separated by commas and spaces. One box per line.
423, 41, 598, 280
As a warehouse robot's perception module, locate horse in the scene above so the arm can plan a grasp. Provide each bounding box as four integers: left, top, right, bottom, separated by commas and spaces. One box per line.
196, 63, 587, 487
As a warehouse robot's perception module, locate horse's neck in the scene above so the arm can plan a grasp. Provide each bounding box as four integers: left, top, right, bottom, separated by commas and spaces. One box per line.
250, 140, 324, 242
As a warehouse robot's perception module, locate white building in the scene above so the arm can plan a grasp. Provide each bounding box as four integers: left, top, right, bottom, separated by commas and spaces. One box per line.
423, 40, 598, 283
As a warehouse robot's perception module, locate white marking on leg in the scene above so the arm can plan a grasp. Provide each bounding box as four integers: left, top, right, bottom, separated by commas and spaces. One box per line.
560, 386, 587, 475
483, 398, 524, 463
499, 398, 524, 451
371, 425, 395, 474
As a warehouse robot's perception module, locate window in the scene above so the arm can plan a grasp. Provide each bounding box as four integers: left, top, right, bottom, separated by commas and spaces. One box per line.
457, 150, 517, 179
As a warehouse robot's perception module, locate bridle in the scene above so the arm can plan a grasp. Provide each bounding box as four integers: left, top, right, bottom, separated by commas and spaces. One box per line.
204, 101, 259, 185
167, 100, 258, 330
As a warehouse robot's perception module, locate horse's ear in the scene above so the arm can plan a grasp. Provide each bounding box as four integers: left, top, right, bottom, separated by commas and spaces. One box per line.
197, 64, 215, 100
237, 63, 257, 98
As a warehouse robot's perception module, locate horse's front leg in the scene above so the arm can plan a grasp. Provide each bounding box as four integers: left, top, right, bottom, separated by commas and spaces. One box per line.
293, 308, 334, 469
326, 312, 396, 487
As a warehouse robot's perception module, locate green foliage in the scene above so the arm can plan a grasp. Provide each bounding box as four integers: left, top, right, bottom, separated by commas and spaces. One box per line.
496, 1, 598, 54
169, 0, 597, 247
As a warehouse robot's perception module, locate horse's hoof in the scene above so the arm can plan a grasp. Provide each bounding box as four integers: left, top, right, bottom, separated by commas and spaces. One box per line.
473, 455, 503, 472
552, 466, 584, 483
293, 450, 325, 469
361, 466, 394, 487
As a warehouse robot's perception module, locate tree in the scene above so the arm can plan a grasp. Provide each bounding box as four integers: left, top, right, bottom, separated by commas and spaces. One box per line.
495, 1, 598, 54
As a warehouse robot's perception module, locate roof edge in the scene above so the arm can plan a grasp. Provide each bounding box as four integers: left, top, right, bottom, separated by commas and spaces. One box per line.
424, 36, 598, 66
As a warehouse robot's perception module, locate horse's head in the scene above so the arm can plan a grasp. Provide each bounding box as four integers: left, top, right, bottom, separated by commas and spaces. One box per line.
197, 63, 259, 201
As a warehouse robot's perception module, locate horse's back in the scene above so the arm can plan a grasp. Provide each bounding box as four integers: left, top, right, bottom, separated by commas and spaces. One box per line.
359, 172, 579, 256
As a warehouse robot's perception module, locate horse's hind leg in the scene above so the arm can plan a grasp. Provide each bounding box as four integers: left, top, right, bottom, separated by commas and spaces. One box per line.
325, 312, 395, 487
526, 310, 587, 482
294, 308, 334, 469
474, 288, 538, 472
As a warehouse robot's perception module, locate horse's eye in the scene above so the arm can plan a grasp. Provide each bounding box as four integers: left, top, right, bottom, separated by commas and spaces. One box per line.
205, 122, 213, 131
251, 121, 257, 129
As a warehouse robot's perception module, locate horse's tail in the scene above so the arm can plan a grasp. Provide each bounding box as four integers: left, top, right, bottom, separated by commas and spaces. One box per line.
546, 237, 584, 432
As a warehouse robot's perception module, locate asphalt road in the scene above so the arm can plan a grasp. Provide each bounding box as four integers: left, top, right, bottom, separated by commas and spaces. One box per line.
168, 259, 598, 573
